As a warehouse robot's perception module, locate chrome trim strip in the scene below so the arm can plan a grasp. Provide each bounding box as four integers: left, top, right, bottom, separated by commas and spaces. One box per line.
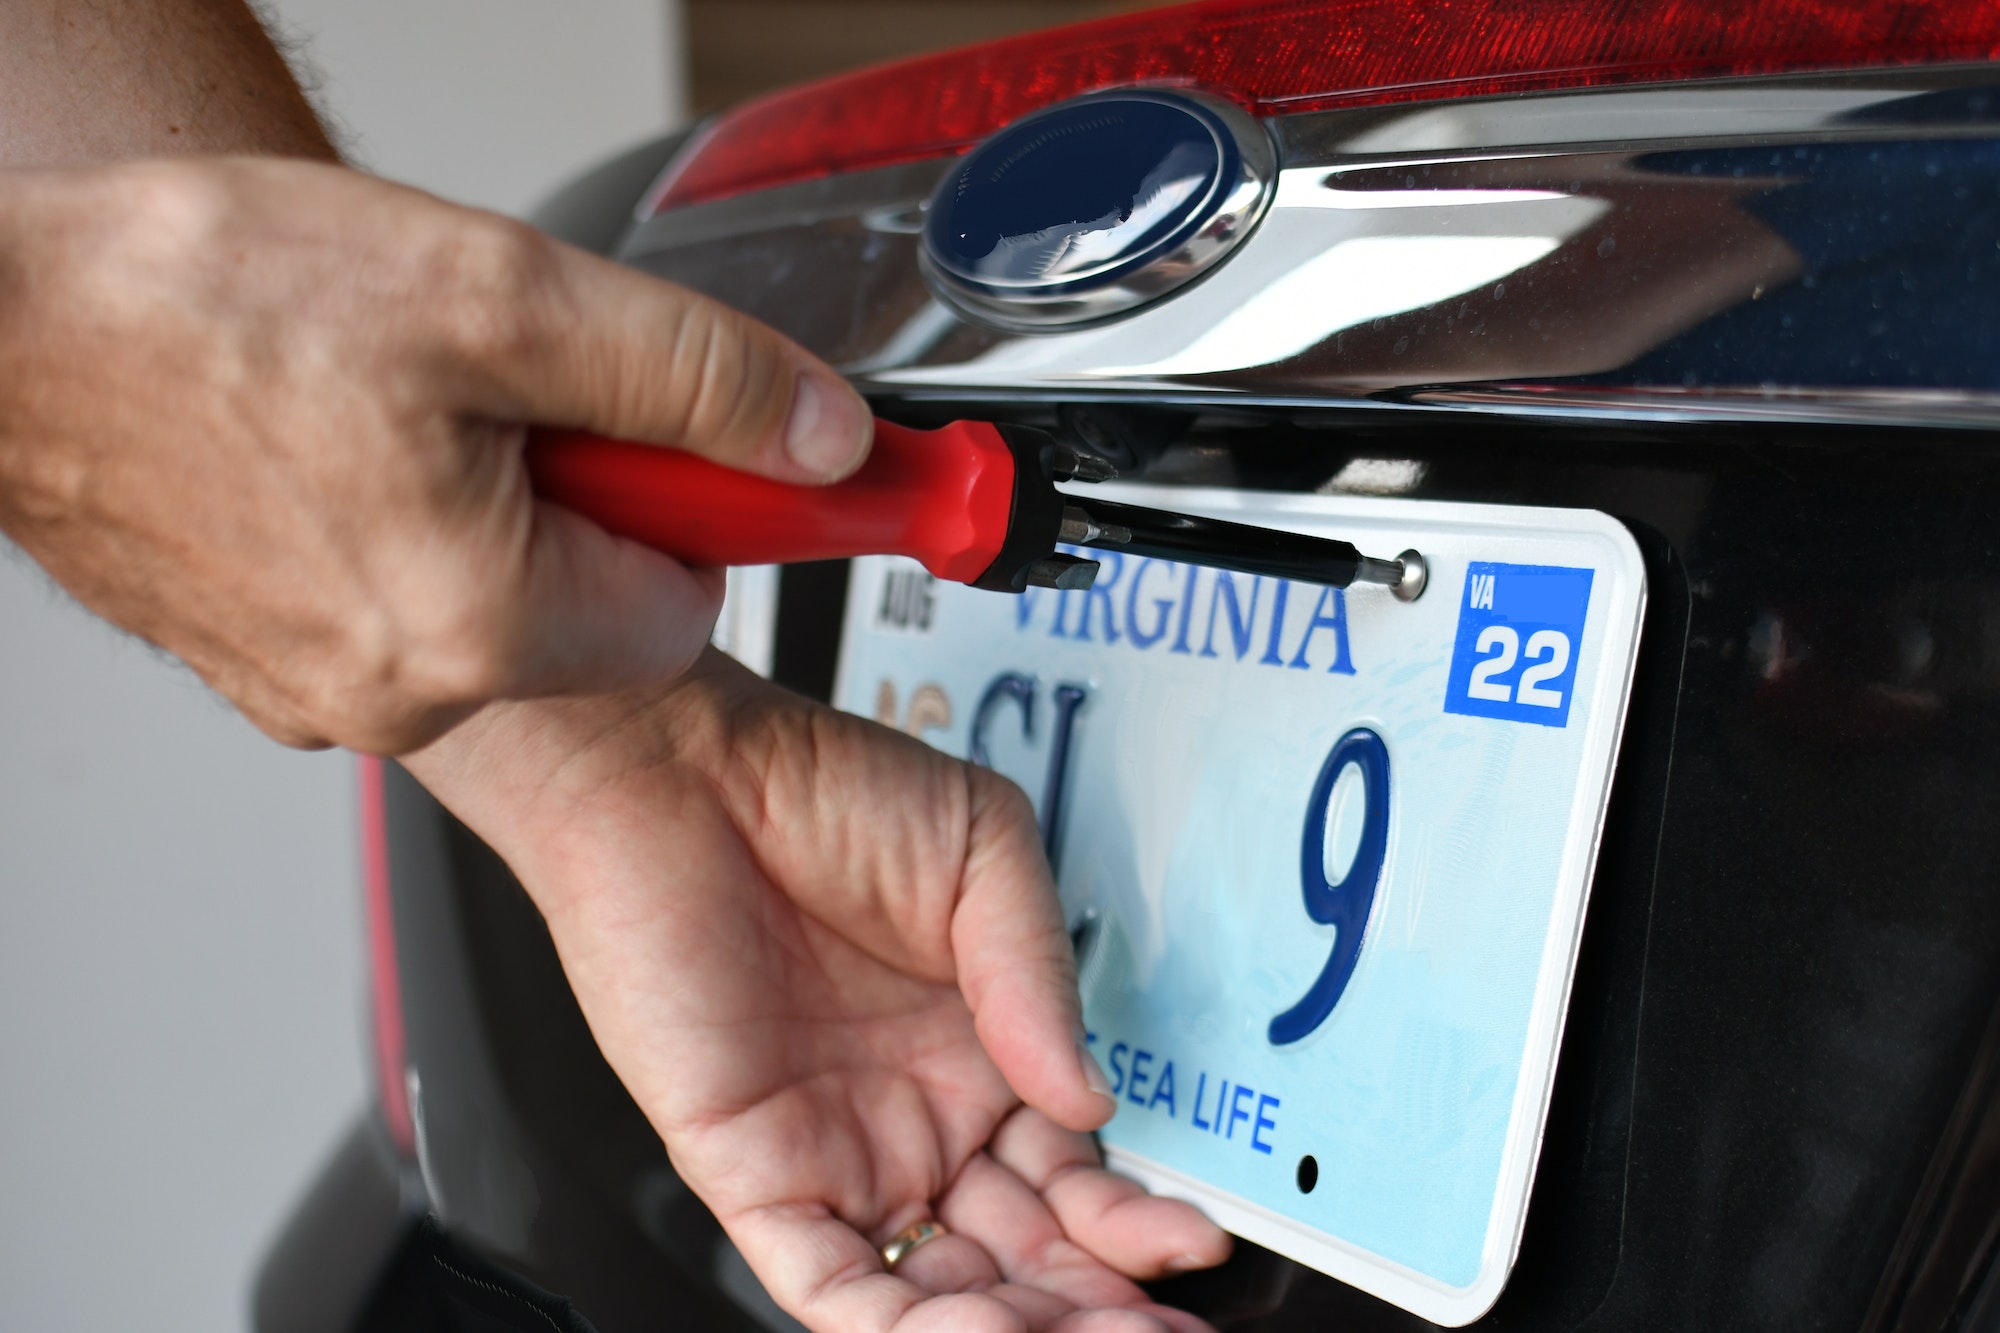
1408, 386, 2000, 430
620, 67, 2000, 428
624, 159, 952, 258
1271, 66, 2000, 159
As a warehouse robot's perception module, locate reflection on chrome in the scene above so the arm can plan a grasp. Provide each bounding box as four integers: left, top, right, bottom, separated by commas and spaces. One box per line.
875, 173, 1607, 383
1273, 177, 1571, 209
1122, 232, 1565, 374
1320, 459, 1429, 495
1321, 86, 1919, 155
1414, 385, 2000, 429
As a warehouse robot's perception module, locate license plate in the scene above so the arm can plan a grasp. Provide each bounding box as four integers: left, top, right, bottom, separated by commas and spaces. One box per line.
832, 487, 1646, 1325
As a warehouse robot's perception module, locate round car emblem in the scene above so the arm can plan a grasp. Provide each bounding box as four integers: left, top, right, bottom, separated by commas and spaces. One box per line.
920, 89, 1276, 331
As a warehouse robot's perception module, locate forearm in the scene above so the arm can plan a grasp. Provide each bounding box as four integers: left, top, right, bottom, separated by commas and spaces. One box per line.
0, 0, 335, 165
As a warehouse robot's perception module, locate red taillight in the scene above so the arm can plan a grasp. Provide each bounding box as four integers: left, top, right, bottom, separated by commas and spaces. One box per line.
653, 0, 2000, 212
358, 755, 415, 1156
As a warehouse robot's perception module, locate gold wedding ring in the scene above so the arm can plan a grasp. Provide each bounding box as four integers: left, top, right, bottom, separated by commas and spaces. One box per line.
880, 1219, 947, 1271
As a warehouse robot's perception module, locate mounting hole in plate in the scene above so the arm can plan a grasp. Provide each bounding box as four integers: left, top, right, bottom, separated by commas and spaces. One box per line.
1297, 1155, 1318, 1194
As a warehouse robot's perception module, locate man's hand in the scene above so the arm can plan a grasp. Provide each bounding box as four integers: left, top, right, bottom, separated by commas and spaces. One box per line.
407, 653, 1232, 1333
0, 157, 870, 753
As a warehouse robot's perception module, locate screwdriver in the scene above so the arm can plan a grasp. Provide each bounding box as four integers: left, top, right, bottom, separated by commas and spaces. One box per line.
525, 418, 1427, 601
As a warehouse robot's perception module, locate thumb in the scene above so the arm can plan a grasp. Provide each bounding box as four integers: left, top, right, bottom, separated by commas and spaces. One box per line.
475, 224, 872, 484
952, 768, 1119, 1134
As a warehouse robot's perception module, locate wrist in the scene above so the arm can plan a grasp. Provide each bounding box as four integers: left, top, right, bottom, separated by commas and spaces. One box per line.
400, 650, 769, 854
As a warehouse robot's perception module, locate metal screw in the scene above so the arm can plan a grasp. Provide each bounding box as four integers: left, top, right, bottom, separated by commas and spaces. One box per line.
1354, 548, 1427, 601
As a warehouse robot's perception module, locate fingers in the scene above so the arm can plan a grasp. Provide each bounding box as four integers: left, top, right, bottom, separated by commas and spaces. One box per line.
991, 1111, 1230, 1281
730, 1201, 1197, 1333
950, 770, 1117, 1134
728, 1204, 1022, 1333
1051, 1309, 1217, 1333
224, 498, 724, 750
871, 1207, 1001, 1296
925, 1151, 1221, 1333
469, 222, 871, 483
502, 499, 727, 699
937, 1153, 1151, 1309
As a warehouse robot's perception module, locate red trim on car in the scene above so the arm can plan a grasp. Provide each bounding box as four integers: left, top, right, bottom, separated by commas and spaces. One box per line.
358, 755, 415, 1156
651, 0, 2000, 212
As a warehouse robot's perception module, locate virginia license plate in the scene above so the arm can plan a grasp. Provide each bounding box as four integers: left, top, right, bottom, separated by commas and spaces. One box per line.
832, 487, 1646, 1325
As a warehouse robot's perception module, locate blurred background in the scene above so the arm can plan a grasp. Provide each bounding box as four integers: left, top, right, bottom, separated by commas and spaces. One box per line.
0, 1, 1153, 1329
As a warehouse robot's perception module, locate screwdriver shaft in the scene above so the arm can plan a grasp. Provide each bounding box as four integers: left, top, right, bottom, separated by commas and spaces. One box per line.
1070, 496, 1365, 586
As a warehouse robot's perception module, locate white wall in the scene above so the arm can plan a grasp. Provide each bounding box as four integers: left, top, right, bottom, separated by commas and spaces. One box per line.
0, 5, 686, 1330
269, 0, 688, 214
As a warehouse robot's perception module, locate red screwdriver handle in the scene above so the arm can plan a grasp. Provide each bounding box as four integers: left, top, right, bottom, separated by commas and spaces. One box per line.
526, 418, 1021, 584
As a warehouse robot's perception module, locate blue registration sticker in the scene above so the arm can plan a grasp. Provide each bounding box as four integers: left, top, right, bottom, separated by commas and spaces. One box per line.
1444, 563, 1595, 728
